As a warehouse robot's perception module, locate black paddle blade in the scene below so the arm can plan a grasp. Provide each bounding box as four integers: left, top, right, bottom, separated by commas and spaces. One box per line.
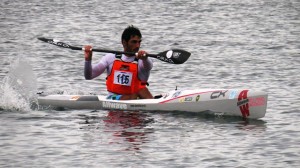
37, 37, 81, 50
153, 49, 191, 64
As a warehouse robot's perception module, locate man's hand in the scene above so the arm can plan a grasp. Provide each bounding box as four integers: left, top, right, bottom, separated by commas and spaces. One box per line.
84, 45, 93, 61
136, 50, 148, 60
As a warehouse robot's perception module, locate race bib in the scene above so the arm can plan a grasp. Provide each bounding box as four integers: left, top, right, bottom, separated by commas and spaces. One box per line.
113, 70, 133, 86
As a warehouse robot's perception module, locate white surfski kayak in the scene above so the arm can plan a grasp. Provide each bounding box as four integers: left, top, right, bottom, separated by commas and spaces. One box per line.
38, 89, 267, 119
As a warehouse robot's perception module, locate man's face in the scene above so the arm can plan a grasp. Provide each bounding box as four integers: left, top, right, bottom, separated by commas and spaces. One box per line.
123, 35, 142, 53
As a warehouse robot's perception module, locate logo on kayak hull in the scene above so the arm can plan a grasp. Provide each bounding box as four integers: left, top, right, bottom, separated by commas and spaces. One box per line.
237, 90, 249, 118
102, 101, 127, 110
210, 90, 227, 99
249, 97, 266, 107
229, 90, 238, 99
237, 90, 267, 118
196, 95, 200, 101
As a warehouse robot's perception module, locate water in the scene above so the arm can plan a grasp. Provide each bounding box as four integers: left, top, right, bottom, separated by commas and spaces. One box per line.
1, 0, 300, 167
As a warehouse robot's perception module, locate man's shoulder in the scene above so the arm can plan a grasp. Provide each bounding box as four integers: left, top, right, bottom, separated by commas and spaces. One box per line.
96, 53, 115, 67
101, 53, 116, 62
104, 53, 116, 58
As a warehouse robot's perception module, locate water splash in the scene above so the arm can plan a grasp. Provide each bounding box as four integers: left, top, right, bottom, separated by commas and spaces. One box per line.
0, 58, 37, 111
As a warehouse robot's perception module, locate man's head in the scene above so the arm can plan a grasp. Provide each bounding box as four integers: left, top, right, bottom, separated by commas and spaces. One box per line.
121, 25, 142, 53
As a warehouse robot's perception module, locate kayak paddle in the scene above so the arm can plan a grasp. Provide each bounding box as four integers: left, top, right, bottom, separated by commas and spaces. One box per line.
38, 37, 190, 64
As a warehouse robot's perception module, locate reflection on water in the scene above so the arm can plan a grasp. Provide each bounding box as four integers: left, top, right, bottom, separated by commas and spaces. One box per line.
96, 110, 267, 152
104, 111, 154, 151
156, 110, 268, 135
78, 111, 155, 152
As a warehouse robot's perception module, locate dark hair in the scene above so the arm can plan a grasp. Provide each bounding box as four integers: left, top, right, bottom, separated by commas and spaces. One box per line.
121, 25, 142, 42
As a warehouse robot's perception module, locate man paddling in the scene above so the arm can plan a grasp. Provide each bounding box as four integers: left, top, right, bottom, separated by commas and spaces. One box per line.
84, 25, 154, 100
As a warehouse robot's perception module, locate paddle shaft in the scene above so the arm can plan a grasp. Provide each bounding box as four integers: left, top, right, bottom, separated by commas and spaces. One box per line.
62, 45, 154, 57
38, 37, 190, 64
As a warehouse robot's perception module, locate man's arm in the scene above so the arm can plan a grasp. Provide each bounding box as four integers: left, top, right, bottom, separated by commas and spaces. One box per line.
136, 50, 153, 71
137, 57, 153, 82
84, 45, 109, 80
84, 59, 110, 80
139, 58, 153, 71
84, 60, 93, 79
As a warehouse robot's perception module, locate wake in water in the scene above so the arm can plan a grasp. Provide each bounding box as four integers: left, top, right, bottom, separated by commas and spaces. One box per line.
0, 58, 37, 111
